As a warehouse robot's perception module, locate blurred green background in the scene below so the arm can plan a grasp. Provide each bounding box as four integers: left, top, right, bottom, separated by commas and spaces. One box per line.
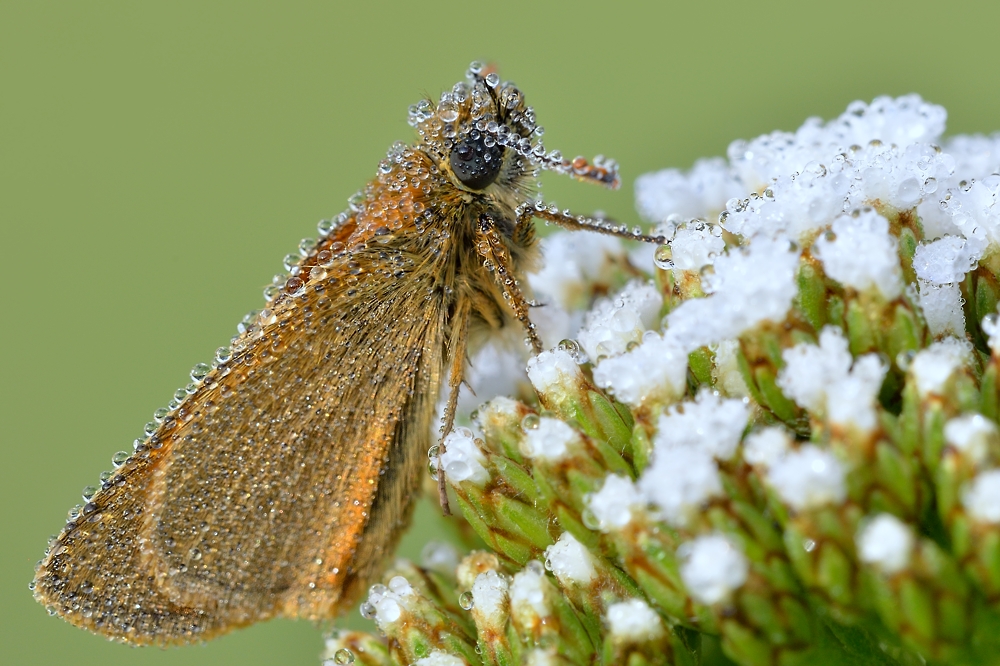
3, 1, 999, 664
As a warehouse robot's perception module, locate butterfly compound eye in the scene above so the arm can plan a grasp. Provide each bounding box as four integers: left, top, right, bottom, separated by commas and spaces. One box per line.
449, 135, 504, 190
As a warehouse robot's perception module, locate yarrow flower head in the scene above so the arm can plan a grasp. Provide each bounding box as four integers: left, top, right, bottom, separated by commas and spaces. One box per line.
327, 96, 1000, 666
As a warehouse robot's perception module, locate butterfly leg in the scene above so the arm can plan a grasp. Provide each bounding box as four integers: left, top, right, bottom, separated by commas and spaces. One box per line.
435, 295, 473, 515
476, 213, 544, 355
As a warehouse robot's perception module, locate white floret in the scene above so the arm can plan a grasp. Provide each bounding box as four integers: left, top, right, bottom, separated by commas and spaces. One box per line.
777, 327, 852, 413
526, 349, 585, 397
963, 469, 1000, 523
913, 236, 978, 285
605, 598, 666, 642
942, 133, 1000, 188
544, 533, 596, 585
813, 209, 902, 300
726, 95, 946, 191
664, 236, 800, 351
743, 427, 792, 467
945, 413, 999, 467
456, 339, 529, 419
576, 280, 663, 361
366, 578, 415, 629
471, 570, 509, 628
439, 428, 489, 486
667, 220, 727, 271
824, 354, 888, 432
636, 157, 743, 222
767, 445, 847, 511
909, 338, 972, 397
653, 389, 750, 460
510, 562, 550, 621
592, 332, 688, 407
521, 417, 579, 461
678, 533, 749, 605
587, 474, 643, 531
917, 280, 967, 338
777, 327, 887, 431
938, 176, 1000, 257
529, 232, 625, 311
857, 514, 914, 574
638, 444, 722, 527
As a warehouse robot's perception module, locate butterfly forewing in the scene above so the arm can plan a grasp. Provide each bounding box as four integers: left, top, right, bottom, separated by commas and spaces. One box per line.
34, 197, 454, 644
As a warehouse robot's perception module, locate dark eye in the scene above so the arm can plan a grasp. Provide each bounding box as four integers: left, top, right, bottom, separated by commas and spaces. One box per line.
449, 135, 504, 190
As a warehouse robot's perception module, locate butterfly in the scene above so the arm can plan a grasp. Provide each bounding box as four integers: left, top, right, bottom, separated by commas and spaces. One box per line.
32, 62, 663, 646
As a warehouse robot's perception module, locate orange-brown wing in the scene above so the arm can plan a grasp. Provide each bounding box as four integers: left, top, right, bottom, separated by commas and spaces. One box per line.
32, 216, 454, 645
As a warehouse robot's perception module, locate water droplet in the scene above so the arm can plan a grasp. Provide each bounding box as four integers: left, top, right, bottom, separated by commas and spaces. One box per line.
437, 102, 459, 122
654, 244, 673, 270
299, 238, 317, 257
333, 648, 355, 665
359, 602, 376, 620
111, 451, 130, 467
81, 485, 98, 501
521, 413, 540, 430
802, 538, 816, 552
283, 253, 301, 271
459, 590, 474, 610
557, 339, 588, 364
190, 363, 210, 381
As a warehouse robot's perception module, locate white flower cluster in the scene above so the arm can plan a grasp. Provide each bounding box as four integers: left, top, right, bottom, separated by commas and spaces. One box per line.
574, 95, 1000, 608
633, 94, 999, 354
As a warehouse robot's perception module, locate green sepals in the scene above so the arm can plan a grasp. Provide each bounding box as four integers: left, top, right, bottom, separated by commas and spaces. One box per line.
897, 225, 918, 279
921, 404, 947, 474
754, 364, 801, 424
689, 347, 715, 387
816, 543, 855, 612
720, 619, 774, 666
736, 343, 769, 409
872, 441, 919, 517
453, 487, 552, 567
491, 457, 542, 505
494, 496, 554, 553
796, 262, 828, 331
827, 294, 846, 330
584, 390, 636, 473
887, 304, 922, 370
631, 423, 654, 475
981, 362, 999, 422
897, 381, 921, 457
472, 603, 516, 666
845, 299, 877, 356
549, 590, 598, 664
